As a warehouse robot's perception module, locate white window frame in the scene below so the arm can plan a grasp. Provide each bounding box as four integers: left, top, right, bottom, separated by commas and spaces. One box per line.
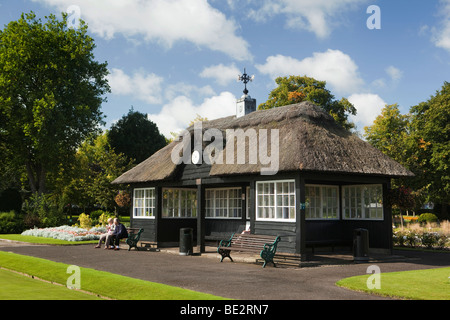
162, 188, 197, 218
133, 188, 156, 219
305, 185, 340, 220
205, 187, 243, 219
256, 180, 296, 222
342, 184, 384, 220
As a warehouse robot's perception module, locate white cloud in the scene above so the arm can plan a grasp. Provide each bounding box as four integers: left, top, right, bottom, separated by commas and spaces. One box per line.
385, 66, 403, 81
248, 0, 366, 38
200, 63, 241, 86
148, 92, 237, 138
348, 93, 386, 131
33, 0, 252, 60
107, 68, 163, 104
430, 0, 450, 52
256, 49, 364, 95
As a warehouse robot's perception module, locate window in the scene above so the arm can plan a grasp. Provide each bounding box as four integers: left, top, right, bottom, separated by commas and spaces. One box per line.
206, 188, 242, 218
342, 185, 383, 220
162, 188, 197, 218
256, 180, 295, 221
305, 185, 339, 219
133, 188, 155, 218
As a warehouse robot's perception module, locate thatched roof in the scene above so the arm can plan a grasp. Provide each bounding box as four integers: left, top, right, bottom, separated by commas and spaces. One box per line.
112, 101, 413, 184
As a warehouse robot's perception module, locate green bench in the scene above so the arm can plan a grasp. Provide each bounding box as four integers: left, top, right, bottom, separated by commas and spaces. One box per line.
125, 228, 144, 251
217, 233, 281, 268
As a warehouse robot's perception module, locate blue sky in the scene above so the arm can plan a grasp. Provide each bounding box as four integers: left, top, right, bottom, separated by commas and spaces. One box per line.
1, 0, 449, 137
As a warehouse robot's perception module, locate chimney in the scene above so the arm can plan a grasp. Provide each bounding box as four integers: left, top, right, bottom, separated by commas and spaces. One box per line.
236, 68, 256, 118
236, 94, 256, 118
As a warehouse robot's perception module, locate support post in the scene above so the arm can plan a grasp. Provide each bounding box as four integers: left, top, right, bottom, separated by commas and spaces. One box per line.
295, 175, 307, 261
249, 180, 256, 234
197, 182, 205, 254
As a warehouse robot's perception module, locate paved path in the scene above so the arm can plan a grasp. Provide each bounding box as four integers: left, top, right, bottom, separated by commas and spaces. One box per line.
1, 240, 449, 300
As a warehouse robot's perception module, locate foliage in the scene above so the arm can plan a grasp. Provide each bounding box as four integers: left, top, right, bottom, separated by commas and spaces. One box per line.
418, 213, 438, 224
60, 133, 134, 211
0, 188, 22, 213
387, 186, 416, 213
0, 211, 25, 234
364, 82, 450, 217
364, 104, 409, 165
258, 75, 357, 130
392, 220, 449, 249
99, 212, 115, 227
115, 191, 131, 208
0, 11, 110, 195
21, 193, 65, 228
108, 108, 167, 164
77, 213, 92, 229
407, 82, 450, 211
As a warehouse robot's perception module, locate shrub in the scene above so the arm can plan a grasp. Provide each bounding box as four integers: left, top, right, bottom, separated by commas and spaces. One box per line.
22, 193, 65, 228
98, 212, 114, 227
77, 213, 92, 229
0, 211, 25, 234
418, 213, 438, 224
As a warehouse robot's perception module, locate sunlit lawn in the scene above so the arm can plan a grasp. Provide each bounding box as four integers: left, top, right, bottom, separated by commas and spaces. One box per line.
337, 267, 450, 300
0, 251, 227, 300
0, 268, 103, 300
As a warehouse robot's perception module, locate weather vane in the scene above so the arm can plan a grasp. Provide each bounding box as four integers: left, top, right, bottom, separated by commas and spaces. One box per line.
237, 68, 254, 95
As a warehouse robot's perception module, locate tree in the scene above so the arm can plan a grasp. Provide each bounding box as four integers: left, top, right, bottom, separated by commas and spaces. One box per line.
258, 75, 357, 130
0, 12, 110, 195
364, 82, 450, 218
364, 104, 410, 165
108, 108, 167, 164
61, 133, 133, 211
407, 82, 450, 217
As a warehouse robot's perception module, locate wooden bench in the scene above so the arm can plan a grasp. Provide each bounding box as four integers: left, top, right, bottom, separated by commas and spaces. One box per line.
217, 233, 281, 268
125, 228, 144, 251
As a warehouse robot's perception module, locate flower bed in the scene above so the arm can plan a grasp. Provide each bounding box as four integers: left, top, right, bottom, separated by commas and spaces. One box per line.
393, 229, 449, 250
21, 225, 107, 242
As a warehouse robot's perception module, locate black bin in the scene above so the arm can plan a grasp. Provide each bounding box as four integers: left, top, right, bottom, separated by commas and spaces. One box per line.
353, 228, 369, 262
179, 228, 193, 256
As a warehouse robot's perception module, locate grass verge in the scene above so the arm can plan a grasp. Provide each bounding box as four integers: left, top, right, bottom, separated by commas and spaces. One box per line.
0, 234, 97, 245
336, 267, 450, 300
0, 251, 227, 300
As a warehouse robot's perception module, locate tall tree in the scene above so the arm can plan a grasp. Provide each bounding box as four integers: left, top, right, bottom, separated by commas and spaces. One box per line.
408, 82, 450, 216
108, 108, 167, 164
364, 82, 450, 217
258, 75, 357, 130
60, 133, 133, 211
0, 12, 110, 194
364, 104, 410, 165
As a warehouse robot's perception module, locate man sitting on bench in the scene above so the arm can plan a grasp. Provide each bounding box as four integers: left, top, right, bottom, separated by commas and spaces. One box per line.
106, 218, 128, 250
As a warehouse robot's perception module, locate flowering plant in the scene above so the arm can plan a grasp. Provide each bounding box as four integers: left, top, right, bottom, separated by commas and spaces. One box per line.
21, 225, 107, 241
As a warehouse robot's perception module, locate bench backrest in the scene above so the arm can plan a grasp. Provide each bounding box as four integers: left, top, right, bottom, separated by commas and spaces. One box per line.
230, 233, 279, 250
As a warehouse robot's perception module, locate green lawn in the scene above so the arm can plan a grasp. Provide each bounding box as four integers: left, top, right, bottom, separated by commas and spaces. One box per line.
336, 267, 450, 300
0, 234, 97, 245
0, 251, 228, 300
0, 268, 103, 300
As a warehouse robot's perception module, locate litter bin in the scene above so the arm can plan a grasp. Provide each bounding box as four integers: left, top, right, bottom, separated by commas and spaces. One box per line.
179, 228, 193, 256
353, 228, 369, 262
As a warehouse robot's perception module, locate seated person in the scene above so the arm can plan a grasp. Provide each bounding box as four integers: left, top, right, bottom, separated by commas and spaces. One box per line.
106, 218, 128, 250
95, 218, 115, 249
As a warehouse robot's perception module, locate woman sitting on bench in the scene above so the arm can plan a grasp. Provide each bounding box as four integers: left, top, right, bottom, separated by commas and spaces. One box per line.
105, 218, 128, 250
